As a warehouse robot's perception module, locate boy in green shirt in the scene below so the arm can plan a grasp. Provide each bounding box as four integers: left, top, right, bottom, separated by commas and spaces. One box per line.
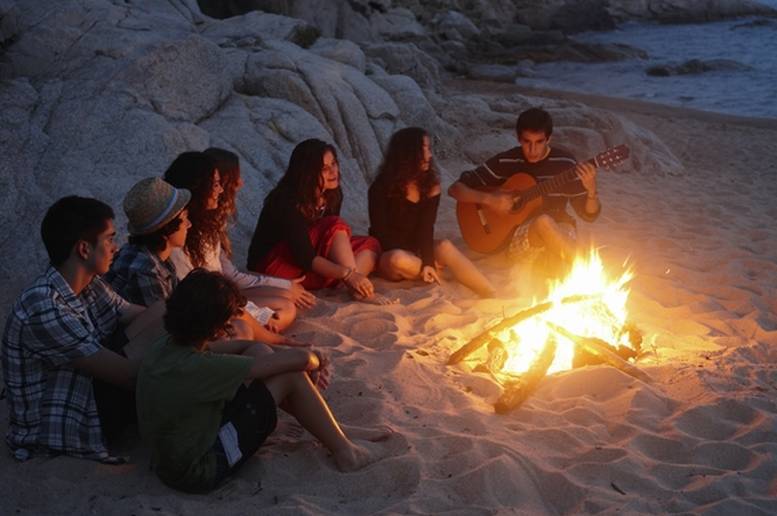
137, 269, 391, 493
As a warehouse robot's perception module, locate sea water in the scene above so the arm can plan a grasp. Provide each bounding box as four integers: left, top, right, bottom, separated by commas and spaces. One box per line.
517, 13, 777, 119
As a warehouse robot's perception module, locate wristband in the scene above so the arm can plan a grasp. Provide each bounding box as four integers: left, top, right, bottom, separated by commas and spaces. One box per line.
342, 267, 355, 282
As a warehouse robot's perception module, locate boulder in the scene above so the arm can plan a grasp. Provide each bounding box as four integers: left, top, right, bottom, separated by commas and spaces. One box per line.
646, 58, 753, 76
467, 64, 518, 83
432, 10, 481, 42
311, 37, 367, 72
364, 42, 441, 89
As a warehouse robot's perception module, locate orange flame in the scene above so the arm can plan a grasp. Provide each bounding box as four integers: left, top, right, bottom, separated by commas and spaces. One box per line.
497, 249, 634, 379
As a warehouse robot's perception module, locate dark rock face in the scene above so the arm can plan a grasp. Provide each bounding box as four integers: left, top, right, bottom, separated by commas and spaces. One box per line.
646, 58, 753, 76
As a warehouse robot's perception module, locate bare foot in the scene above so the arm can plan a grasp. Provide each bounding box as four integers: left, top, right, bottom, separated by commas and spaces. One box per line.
352, 292, 399, 305
342, 424, 394, 442
333, 439, 386, 472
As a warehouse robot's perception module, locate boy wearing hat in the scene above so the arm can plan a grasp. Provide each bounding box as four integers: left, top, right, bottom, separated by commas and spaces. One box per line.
106, 177, 192, 307
2, 196, 153, 463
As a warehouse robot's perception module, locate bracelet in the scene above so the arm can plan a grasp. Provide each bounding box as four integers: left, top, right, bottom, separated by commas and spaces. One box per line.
341, 267, 355, 282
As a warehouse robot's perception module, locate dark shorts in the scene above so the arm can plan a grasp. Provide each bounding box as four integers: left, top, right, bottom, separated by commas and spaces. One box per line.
210, 381, 278, 487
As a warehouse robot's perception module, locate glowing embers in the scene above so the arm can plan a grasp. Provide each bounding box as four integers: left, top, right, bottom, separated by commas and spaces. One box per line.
495, 249, 635, 381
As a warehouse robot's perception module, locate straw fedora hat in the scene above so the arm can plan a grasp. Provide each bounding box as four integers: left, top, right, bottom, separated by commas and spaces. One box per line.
123, 177, 191, 236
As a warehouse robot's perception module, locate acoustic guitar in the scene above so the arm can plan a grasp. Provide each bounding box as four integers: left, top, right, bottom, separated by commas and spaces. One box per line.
456, 145, 630, 254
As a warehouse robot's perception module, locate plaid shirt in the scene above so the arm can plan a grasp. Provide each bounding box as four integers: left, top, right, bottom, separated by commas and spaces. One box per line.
105, 244, 178, 306
2, 267, 129, 460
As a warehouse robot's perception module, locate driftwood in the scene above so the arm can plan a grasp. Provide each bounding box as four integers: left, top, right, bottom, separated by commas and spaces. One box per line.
547, 323, 653, 384
447, 294, 594, 365
494, 338, 557, 414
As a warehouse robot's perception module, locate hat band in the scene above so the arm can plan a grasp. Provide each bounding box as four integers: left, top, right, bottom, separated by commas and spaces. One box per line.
136, 189, 180, 234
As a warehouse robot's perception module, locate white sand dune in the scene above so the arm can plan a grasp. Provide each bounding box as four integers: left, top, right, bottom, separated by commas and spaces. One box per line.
3, 87, 777, 514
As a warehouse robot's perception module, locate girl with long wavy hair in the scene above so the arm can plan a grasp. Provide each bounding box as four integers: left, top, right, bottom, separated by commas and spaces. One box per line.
204, 147, 316, 310
247, 139, 393, 305
164, 152, 302, 345
368, 127, 494, 297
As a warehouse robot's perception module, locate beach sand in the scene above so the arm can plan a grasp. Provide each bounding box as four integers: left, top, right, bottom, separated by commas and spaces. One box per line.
2, 83, 776, 514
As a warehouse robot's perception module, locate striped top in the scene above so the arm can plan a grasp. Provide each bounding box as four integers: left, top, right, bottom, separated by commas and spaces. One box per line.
458, 146, 600, 224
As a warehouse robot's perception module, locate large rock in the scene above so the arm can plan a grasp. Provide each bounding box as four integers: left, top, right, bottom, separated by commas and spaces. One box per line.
241, 39, 401, 180
364, 42, 441, 89
310, 37, 366, 72
607, 0, 777, 23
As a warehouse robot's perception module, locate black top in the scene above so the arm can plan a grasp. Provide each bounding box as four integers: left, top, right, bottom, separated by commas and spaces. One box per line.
458, 145, 600, 226
247, 190, 339, 272
368, 178, 440, 268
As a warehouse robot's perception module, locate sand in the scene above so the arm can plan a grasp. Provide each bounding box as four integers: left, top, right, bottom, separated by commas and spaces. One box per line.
2, 83, 777, 514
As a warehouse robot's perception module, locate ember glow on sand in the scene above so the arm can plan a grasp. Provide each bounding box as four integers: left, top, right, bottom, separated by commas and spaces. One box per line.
497, 249, 635, 378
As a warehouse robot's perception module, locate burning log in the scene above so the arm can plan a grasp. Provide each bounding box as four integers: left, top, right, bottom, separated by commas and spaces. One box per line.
447, 294, 594, 365
547, 323, 653, 384
494, 337, 557, 414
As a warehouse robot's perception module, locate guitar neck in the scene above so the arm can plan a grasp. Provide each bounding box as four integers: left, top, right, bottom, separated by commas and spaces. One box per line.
522, 157, 596, 201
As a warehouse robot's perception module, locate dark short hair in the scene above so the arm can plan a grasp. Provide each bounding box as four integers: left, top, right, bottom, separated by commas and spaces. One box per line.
516, 107, 553, 138
164, 269, 247, 346
128, 212, 185, 253
40, 196, 115, 266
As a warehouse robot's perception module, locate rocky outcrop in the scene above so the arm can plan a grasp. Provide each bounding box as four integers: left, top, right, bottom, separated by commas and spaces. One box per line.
646, 58, 753, 76
0, 0, 684, 315
0, 0, 428, 308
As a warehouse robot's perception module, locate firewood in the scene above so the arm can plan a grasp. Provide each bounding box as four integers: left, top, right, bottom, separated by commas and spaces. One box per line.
546, 323, 653, 384
494, 337, 557, 414
447, 294, 594, 365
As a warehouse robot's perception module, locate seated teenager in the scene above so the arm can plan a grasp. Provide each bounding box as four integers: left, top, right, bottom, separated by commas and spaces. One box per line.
2, 196, 149, 463
247, 138, 393, 305
136, 269, 392, 493
106, 177, 191, 307
204, 147, 316, 310
448, 107, 600, 268
369, 127, 495, 298
163, 152, 299, 344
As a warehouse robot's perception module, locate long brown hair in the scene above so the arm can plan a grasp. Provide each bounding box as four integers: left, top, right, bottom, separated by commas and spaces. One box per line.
204, 147, 240, 258
164, 152, 226, 267
374, 127, 439, 199
265, 139, 343, 221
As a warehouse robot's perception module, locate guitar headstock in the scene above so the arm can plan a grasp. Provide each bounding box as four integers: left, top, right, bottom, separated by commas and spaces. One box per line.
594, 144, 630, 170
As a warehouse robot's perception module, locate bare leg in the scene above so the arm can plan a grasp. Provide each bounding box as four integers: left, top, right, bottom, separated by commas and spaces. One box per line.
234, 311, 283, 345
528, 215, 576, 261
354, 248, 396, 304
264, 372, 382, 471
378, 249, 422, 281
434, 239, 495, 298
327, 230, 358, 268
243, 292, 297, 332
354, 249, 378, 276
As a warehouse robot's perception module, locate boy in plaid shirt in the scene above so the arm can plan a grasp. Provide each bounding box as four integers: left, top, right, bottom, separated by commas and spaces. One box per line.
2, 196, 150, 462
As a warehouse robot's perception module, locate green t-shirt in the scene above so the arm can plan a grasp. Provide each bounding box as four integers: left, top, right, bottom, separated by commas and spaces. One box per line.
136, 336, 253, 492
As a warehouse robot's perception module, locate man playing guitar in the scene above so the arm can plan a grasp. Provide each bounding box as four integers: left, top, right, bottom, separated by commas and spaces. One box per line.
448, 107, 600, 265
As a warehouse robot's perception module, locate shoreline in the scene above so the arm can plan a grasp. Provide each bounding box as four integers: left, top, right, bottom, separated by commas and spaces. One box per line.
447, 77, 777, 130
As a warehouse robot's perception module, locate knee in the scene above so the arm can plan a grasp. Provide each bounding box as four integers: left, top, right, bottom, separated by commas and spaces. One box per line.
276, 298, 297, 325
435, 238, 455, 254
532, 214, 557, 234
385, 250, 406, 270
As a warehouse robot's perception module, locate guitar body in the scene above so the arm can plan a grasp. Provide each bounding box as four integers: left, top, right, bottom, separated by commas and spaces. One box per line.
456, 173, 544, 254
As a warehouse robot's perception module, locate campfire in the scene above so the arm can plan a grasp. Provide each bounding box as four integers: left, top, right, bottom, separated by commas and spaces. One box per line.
448, 248, 650, 413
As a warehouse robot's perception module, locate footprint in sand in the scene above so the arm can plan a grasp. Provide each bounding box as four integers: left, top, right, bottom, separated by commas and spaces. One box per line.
674, 398, 758, 441
691, 441, 756, 471
342, 311, 399, 348
630, 433, 691, 463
